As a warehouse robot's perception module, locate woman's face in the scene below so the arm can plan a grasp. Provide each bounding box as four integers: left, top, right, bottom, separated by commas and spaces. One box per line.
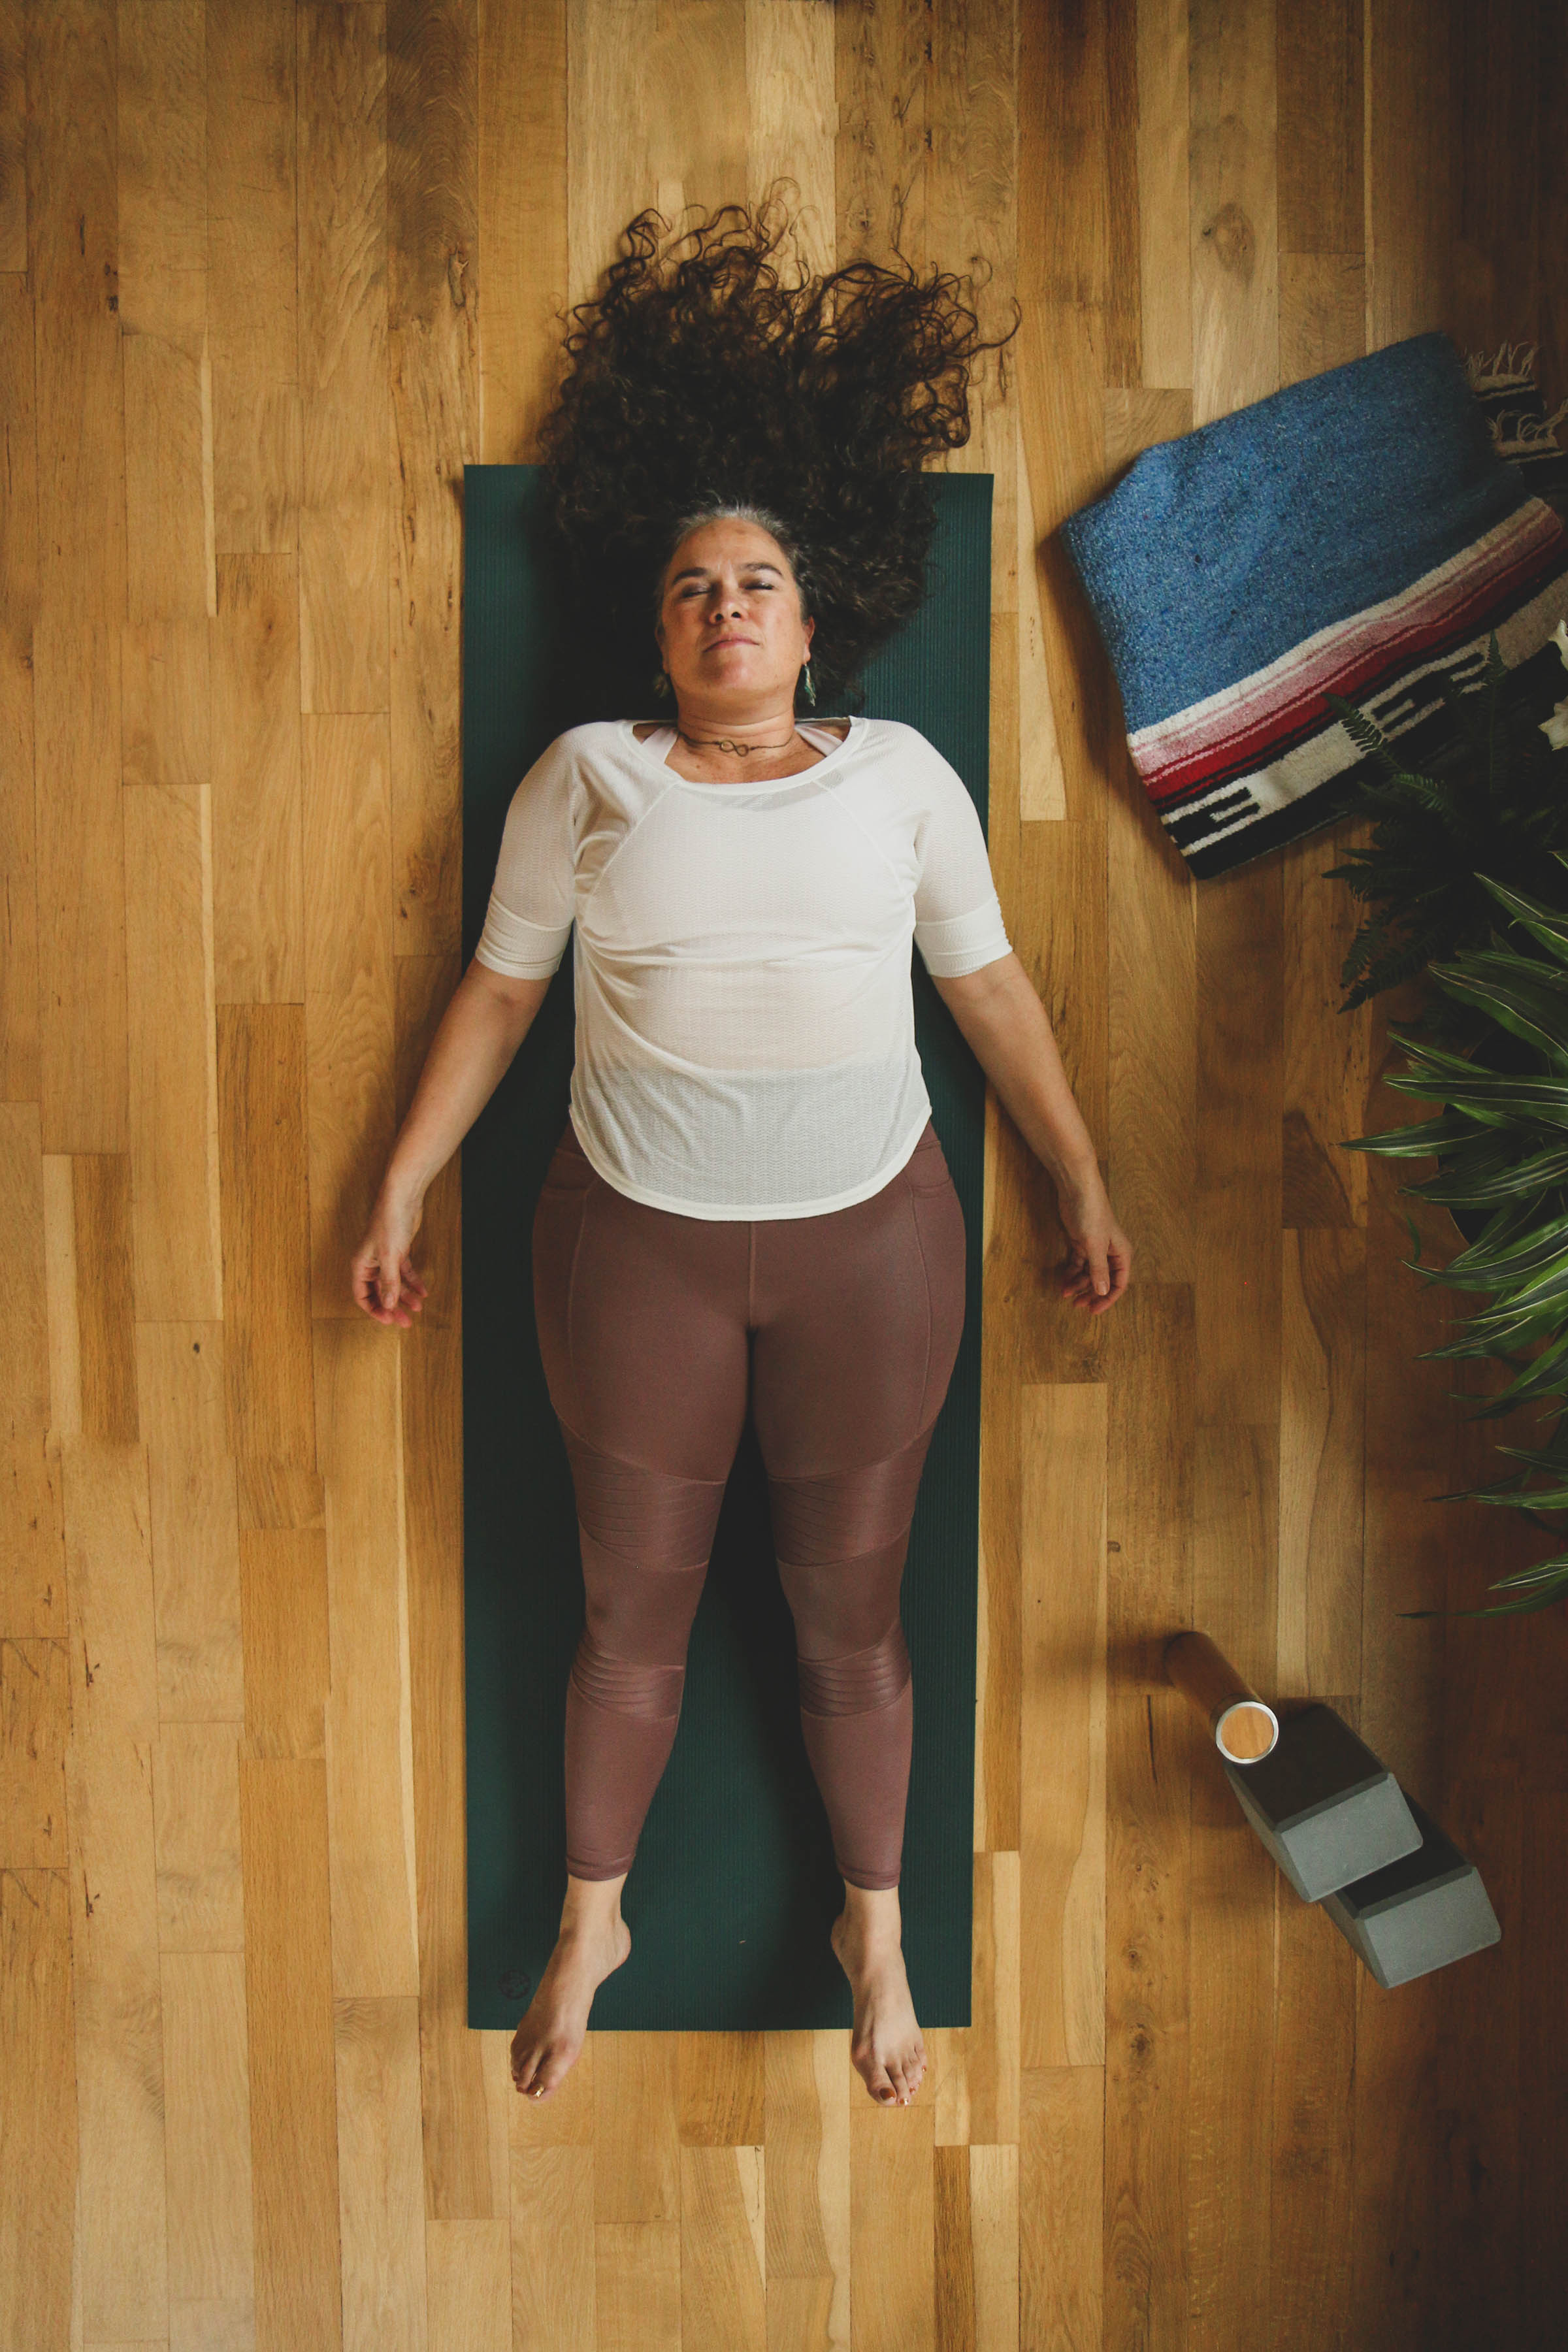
655, 519, 814, 709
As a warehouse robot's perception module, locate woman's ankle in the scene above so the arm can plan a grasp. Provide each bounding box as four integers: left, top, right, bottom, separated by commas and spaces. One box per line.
559, 1868, 629, 1940
838, 1880, 902, 1942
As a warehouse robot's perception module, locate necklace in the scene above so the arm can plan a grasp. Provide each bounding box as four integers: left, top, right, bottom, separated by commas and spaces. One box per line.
674, 727, 800, 756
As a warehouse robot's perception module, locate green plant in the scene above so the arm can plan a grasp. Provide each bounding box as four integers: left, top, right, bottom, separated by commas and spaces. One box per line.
1341, 855, 1568, 1612
1320, 629, 1568, 1047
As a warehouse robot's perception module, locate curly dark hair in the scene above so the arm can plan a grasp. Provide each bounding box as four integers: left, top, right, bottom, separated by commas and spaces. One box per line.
535, 184, 1021, 713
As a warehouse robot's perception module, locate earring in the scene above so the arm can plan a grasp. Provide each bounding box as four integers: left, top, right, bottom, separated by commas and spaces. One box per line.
802, 660, 817, 706
651, 668, 670, 700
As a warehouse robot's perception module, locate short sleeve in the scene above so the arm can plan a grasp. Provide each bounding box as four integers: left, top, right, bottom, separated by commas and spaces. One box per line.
472, 736, 576, 979
910, 742, 1012, 978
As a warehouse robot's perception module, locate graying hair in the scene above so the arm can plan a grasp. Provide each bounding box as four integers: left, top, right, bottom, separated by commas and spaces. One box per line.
651, 497, 812, 632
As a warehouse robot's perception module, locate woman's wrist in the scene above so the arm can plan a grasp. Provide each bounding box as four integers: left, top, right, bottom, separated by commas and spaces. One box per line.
377, 1154, 430, 1224
1047, 1142, 1103, 1194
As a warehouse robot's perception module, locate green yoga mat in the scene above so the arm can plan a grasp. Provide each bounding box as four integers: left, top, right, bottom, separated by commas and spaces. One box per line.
463, 466, 994, 2031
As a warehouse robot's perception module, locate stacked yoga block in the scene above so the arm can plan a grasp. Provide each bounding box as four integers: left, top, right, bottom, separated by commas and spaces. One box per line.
1165, 1634, 1500, 1989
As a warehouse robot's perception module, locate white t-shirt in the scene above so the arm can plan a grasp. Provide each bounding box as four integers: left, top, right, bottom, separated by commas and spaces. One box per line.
472, 713, 1012, 1218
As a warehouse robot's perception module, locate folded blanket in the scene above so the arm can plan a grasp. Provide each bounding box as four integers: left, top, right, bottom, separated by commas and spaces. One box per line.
1060, 331, 1568, 878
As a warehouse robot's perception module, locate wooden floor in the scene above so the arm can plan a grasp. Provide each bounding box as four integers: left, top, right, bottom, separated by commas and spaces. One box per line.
2, 1, 1565, 2345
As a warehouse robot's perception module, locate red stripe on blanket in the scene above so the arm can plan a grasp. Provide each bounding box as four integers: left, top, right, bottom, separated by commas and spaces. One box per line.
1131, 504, 1566, 780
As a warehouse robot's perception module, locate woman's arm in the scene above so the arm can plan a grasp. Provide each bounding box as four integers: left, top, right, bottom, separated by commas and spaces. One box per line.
351, 958, 554, 1326
930, 951, 1131, 1312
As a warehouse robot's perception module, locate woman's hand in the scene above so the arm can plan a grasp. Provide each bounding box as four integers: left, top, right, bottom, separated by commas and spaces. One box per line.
1054, 1165, 1132, 1315
351, 1184, 430, 1329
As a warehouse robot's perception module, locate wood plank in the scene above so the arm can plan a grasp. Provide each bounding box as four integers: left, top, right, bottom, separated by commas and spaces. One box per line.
0, 1868, 78, 2352
0, 250, 40, 1101
508, 2140, 597, 2352
1364, 0, 1457, 349
476, 0, 566, 465
424, 2218, 509, 2352
1017, 0, 1118, 828
1103, 1281, 1195, 2351
123, 785, 223, 1322
1021, 1384, 1106, 2070
848, 2083, 933, 2352
753, 2033, 847, 2351
596, 2220, 679, 2352
1277, 0, 1364, 257
210, 555, 305, 1006
121, 264, 213, 633
62, 1434, 169, 2342
122, 617, 211, 787
1188, 0, 1279, 425
335, 1995, 429, 2352
314, 1317, 418, 1999
116, 0, 205, 313
834, 0, 932, 270
161, 1948, 257, 2351
216, 1004, 318, 1478
297, 0, 389, 715
1429, 1780, 1521, 2345
238, 1527, 330, 1761
0, 1637, 68, 1868
743, 0, 836, 284
71, 1154, 139, 1443
208, 0, 300, 557
33, 623, 128, 1154
1269, 1891, 1355, 2349
387, 0, 479, 958
584, 2036, 677, 2225
1185, 1819, 1275, 2346
0, 1102, 50, 1433
154, 1723, 244, 1951
403, 1314, 492, 2217
302, 713, 396, 1317
677, 2028, 764, 2155
0, 0, 23, 272
0, 1426, 67, 1640
0, 622, 39, 1104
26, 0, 126, 625
1349, 1967, 1443, 2349
1277, 1228, 1365, 1702
936, 1849, 1019, 2156
239, 1756, 342, 2352
676, 2144, 765, 2349
394, 954, 461, 1330
1281, 813, 1371, 1232
1015, 400, 1068, 823
1021, 2066, 1101, 2351
966, 2138, 1021, 2352
134, 1321, 245, 1722
940, 2146, 979, 2352
1135, 0, 1192, 388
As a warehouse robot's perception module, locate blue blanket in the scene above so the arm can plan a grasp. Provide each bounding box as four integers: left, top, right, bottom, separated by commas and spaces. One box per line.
1060, 332, 1568, 877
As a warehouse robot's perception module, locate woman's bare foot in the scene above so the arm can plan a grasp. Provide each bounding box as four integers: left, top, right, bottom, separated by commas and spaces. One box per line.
830, 1886, 927, 2107
511, 1899, 632, 2101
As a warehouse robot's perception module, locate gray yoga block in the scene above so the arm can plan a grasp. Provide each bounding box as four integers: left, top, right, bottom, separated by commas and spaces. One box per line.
1220, 1703, 1422, 1902
1322, 1792, 1501, 1989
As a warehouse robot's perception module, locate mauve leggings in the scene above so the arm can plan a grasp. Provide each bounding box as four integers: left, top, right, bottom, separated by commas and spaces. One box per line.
531, 1112, 967, 1891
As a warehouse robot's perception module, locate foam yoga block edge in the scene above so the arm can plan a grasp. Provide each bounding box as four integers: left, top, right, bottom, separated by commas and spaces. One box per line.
1321, 1791, 1502, 1989
1220, 1702, 1422, 1903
